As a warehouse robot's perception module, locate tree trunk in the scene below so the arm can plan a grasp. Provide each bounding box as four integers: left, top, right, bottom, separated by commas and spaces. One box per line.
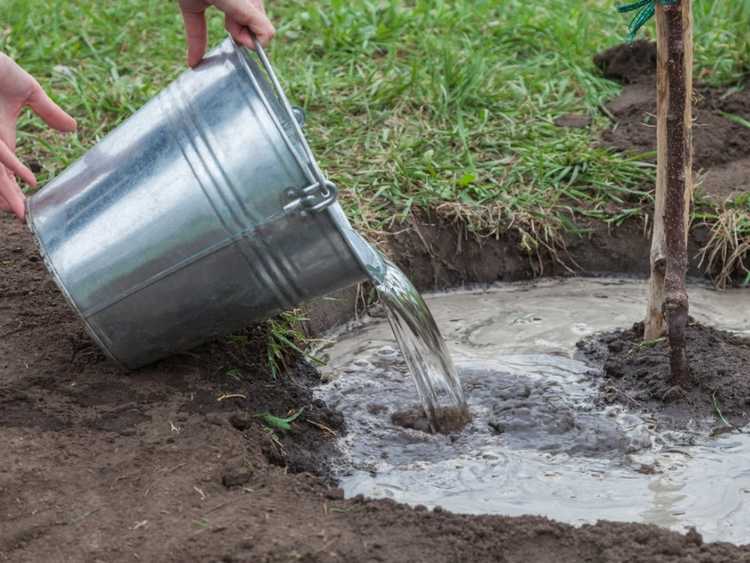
644, 0, 693, 386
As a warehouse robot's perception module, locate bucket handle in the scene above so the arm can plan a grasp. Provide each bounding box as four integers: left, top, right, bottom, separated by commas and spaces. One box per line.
235, 37, 337, 213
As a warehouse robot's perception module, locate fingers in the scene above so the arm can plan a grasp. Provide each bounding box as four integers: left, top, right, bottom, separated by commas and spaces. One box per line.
181, 8, 209, 67
0, 139, 36, 187
220, 0, 275, 48
26, 84, 77, 133
0, 168, 26, 220
225, 17, 256, 49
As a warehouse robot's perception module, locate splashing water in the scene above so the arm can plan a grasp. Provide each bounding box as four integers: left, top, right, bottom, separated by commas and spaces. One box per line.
373, 259, 470, 432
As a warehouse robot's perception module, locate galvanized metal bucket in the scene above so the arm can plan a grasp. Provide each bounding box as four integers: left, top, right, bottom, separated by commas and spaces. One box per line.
27, 37, 383, 369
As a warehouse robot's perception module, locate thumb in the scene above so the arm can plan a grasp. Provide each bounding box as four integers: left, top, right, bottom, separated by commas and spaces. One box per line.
223, 1, 275, 48
181, 9, 209, 67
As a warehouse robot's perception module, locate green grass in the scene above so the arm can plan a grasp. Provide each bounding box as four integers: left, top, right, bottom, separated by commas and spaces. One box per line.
2, 0, 750, 260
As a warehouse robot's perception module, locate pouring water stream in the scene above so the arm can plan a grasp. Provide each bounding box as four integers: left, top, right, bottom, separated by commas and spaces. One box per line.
365, 252, 470, 432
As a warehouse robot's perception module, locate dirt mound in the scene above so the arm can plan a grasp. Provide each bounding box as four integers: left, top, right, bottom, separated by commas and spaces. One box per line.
579, 321, 750, 427
594, 40, 658, 84
594, 41, 750, 202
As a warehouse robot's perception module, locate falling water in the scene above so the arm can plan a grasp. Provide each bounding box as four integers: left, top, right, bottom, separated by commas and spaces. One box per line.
373, 258, 470, 432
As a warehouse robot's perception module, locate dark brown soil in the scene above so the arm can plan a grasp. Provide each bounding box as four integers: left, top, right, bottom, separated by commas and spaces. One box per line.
579, 321, 750, 427
593, 40, 659, 85
554, 113, 593, 129
578, 41, 750, 427
594, 41, 750, 202
381, 213, 707, 294
5, 215, 750, 562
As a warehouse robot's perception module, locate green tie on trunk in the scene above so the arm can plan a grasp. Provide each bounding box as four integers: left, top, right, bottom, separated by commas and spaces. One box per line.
617, 0, 679, 40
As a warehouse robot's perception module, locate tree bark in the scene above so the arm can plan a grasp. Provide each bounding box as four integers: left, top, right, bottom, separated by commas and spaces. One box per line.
644, 2, 693, 335
647, 0, 693, 386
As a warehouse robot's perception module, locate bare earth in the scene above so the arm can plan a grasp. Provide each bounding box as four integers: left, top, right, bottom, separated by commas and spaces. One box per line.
3, 215, 750, 563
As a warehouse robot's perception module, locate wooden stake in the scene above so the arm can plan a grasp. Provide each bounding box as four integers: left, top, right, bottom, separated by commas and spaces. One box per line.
644, 5, 670, 340
645, 0, 693, 384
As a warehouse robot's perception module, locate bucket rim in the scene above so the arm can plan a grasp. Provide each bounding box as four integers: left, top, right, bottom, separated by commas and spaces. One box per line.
324, 202, 386, 285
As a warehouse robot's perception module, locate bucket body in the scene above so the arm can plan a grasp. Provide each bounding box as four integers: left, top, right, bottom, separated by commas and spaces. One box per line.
27, 38, 380, 369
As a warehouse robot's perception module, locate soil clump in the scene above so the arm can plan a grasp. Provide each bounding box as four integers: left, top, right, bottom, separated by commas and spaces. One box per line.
579, 321, 750, 428
390, 405, 472, 434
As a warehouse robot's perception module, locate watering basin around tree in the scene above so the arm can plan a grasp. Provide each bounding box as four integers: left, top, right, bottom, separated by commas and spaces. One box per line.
315, 278, 750, 544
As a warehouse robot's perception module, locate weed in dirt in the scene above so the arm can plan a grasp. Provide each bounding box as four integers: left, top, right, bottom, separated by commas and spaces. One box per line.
712, 392, 732, 429
258, 408, 305, 432
265, 310, 323, 379
225, 368, 242, 381
635, 337, 666, 350
720, 111, 750, 130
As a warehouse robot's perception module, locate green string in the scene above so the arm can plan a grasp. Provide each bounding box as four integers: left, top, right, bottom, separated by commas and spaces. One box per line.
617, 0, 679, 41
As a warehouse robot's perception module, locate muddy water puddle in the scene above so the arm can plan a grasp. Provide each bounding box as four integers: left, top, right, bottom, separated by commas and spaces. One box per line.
316, 278, 750, 543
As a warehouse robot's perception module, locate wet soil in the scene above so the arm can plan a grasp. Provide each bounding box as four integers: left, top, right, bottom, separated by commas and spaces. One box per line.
5, 219, 750, 561
594, 40, 750, 202
580, 321, 750, 427
390, 405, 472, 435
565, 41, 750, 429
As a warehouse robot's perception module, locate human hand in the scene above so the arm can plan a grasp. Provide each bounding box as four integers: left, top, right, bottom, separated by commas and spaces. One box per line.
0, 54, 76, 220
178, 0, 276, 68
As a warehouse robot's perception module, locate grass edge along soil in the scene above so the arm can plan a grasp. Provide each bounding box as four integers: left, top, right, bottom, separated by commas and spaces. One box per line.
4, 3, 750, 293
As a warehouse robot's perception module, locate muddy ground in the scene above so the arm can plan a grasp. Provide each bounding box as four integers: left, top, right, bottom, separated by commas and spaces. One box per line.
580, 321, 750, 428
3, 225, 750, 562
4, 42, 750, 561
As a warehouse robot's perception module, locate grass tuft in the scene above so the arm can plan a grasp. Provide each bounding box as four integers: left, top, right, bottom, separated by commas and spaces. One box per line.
697, 202, 750, 289
266, 310, 321, 378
